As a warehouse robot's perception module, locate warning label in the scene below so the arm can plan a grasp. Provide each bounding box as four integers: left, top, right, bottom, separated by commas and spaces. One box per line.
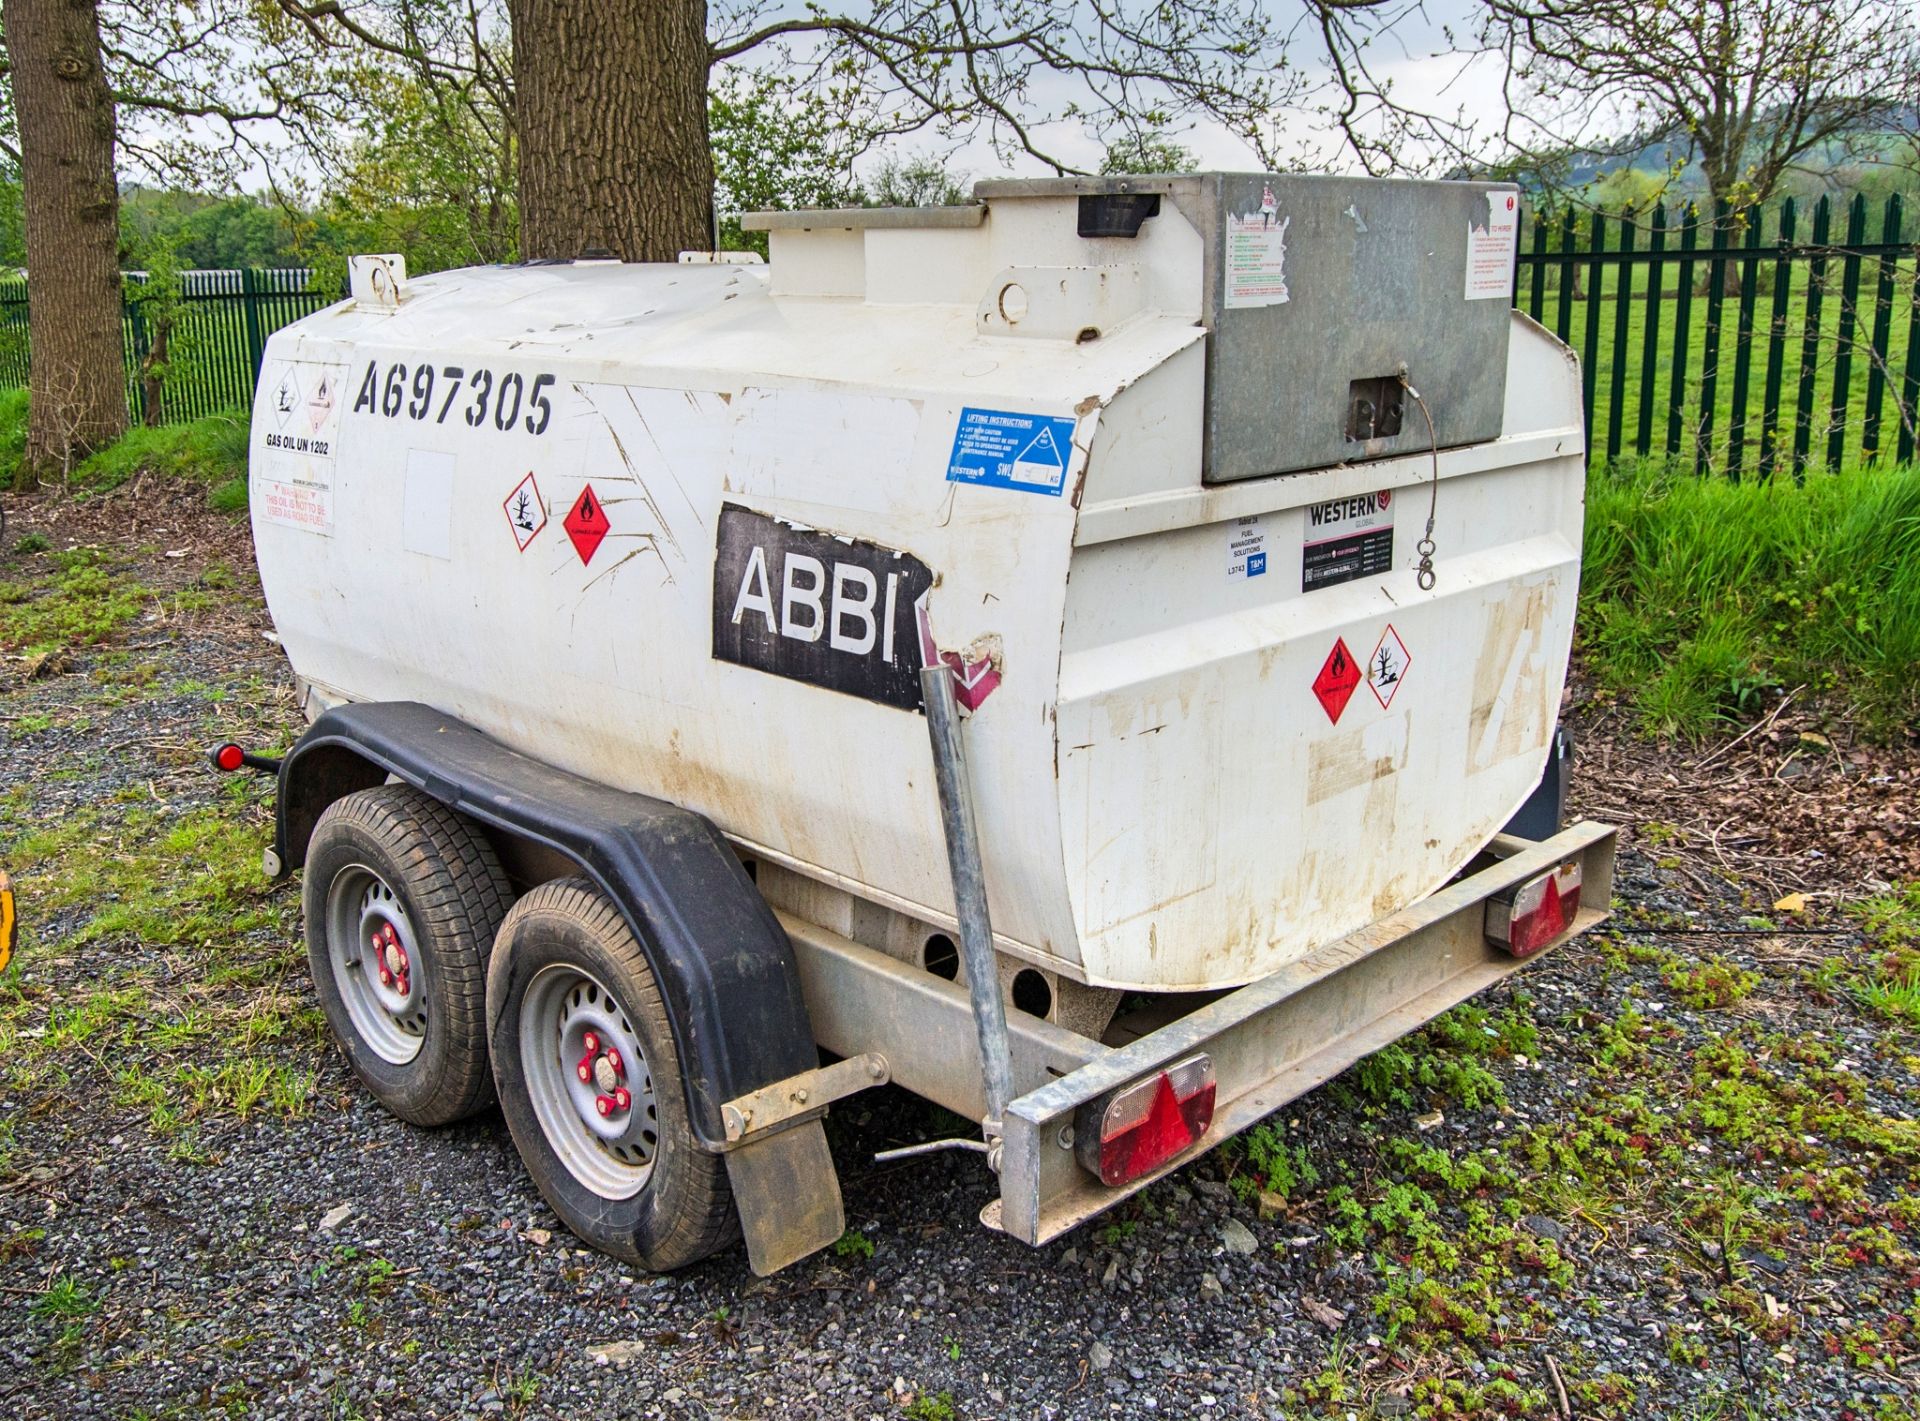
503, 472, 546, 551
1465, 192, 1520, 301
257, 358, 347, 535
947, 408, 1075, 496
1227, 515, 1267, 579
1312, 637, 1362, 724
1303, 489, 1395, 592
1224, 187, 1291, 309
564, 484, 610, 565
1367, 624, 1411, 708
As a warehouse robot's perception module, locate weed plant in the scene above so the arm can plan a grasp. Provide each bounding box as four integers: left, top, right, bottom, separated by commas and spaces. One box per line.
1581, 459, 1920, 737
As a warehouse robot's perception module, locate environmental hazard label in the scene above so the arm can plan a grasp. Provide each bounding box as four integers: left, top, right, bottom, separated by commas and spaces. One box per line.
1303, 489, 1394, 592
946, 408, 1075, 496
503, 472, 546, 551
564, 484, 610, 566
1367, 624, 1411, 708
1312, 637, 1361, 724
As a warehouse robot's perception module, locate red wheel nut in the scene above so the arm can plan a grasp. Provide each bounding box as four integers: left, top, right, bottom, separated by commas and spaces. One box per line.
605, 1048, 623, 1077
613, 1087, 630, 1111
595, 1095, 615, 1117
582, 1031, 600, 1054
577, 1062, 592, 1082
379, 968, 394, 986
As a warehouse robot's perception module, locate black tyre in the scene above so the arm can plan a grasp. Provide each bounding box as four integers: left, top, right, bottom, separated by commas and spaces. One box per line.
487, 878, 736, 1271
303, 786, 512, 1126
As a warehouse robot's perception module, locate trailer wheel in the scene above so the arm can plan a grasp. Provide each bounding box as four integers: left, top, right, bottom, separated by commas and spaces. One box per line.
487, 879, 736, 1271
304, 786, 511, 1126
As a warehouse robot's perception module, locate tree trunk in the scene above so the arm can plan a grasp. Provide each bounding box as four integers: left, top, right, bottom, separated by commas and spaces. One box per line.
3, 0, 126, 481
508, 0, 714, 262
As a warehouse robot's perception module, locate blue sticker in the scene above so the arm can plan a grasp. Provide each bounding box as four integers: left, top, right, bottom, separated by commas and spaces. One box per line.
946, 408, 1075, 496
1247, 551, 1267, 578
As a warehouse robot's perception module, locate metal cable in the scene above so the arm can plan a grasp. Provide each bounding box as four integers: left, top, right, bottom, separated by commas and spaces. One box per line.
1400, 374, 1441, 591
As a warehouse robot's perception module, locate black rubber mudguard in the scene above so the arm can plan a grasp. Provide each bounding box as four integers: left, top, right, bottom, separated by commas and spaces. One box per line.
272, 701, 817, 1150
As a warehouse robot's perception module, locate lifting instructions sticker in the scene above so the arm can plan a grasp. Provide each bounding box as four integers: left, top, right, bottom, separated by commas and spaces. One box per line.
1303, 489, 1395, 592
947, 408, 1075, 496
1224, 184, 1291, 309
1466, 192, 1520, 301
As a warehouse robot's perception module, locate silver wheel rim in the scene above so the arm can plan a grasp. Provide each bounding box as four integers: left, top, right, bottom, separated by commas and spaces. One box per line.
519, 965, 658, 1200
324, 864, 428, 1066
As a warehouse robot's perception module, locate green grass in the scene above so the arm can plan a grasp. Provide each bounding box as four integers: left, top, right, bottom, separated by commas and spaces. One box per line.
1580, 459, 1920, 737
0, 392, 248, 503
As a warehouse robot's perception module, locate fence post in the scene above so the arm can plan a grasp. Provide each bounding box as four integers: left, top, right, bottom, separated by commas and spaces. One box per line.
1667, 205, 1698, 458
125, 279, 151, 426
1727, 206, 1763, 479
1901, 207, 1920, 469
240, 267, 267, 381
1794, 196, 1831, 480
1696, 202, 1730, 475
1758, 199, 1795, 482
1637, 204, 1666, 457
1861, 194, 1900, 464
1827, 195, 1867, 470
1607, 212, 1635, 464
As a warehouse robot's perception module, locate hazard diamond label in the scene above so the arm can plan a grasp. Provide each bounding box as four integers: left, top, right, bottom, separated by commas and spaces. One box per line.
1367, 624, 1411, 708
1312, 637, 1362, 724
502, 472, 546, 551
564, 484, 610, 565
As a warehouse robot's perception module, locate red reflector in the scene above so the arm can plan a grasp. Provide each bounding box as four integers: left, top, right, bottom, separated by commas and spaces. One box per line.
1487, 859, 1583, 957
214, 744, 246, 773
1084, 1054, 1216, 1187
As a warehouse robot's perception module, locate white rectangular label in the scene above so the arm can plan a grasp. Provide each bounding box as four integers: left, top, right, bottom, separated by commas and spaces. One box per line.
1226, 514, 1268, 579
1303, 490, 1396, 590
257, 358, 347, 534
1224, 202, 1291, 310
1465, 193, 1520, 301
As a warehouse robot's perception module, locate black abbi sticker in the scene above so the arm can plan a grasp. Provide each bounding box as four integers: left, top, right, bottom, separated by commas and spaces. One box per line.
712, 505, 934, 711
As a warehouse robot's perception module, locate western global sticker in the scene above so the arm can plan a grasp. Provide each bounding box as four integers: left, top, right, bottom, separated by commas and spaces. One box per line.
947, 408, 1075, 496
1303, 489, 1395, 592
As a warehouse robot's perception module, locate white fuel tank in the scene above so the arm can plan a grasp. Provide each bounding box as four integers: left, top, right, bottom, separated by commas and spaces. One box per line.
250, 175, 1584, 992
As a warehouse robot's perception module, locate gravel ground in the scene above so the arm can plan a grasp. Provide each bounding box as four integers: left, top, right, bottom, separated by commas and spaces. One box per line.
2, 488, 1917, 1420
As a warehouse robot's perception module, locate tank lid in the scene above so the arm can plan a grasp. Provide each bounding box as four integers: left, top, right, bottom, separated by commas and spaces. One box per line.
741, 203, 985, 232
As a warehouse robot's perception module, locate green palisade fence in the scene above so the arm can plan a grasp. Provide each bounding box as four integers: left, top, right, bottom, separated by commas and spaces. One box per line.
0, 268, 336, 426
0, 205, 1916, 477
1514, 193, 1920, 478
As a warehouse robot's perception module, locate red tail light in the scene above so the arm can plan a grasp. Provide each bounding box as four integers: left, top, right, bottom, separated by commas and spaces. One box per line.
1486, 859, 1583, 957
213, 743, 246, 773
1079, 1054, 1216, 1187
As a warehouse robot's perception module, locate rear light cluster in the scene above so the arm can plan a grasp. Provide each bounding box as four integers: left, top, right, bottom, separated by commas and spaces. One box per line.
1078, 1053, 1216, 1187
1486, 859, 1583, 957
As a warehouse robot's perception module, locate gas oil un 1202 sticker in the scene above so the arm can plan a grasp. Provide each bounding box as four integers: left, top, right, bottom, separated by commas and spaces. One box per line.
503, 472, 547, 551
257, 358, 348, 535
